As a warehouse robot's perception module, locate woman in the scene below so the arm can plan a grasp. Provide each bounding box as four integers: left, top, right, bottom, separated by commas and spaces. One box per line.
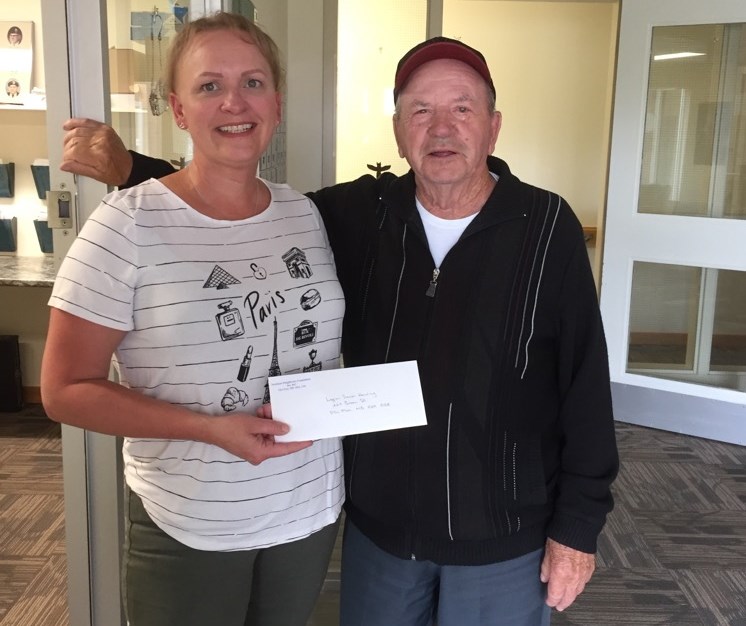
41, 13, 344, 626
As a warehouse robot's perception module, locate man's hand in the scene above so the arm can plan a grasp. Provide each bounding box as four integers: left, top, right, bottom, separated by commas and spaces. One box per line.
61, 118, 133, 186
540, 538, 595, 612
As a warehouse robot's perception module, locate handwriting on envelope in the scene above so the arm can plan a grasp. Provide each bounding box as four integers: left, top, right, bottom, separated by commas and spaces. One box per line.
269, 361, 427, 441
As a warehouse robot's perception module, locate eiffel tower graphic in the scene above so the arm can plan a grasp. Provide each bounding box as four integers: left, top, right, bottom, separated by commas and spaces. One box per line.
263, 317, 282, 404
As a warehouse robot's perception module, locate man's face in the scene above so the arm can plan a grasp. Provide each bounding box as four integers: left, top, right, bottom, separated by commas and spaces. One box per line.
393, 58, 500, 189
7, 83, 18, 95
8, 32, 20, 45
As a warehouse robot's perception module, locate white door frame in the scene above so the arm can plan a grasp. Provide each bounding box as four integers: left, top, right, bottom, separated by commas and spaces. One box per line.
42, 0, 126, 623
601, 0, 746, 445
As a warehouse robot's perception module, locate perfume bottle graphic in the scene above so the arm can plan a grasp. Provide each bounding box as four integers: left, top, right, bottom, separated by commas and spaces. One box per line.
237, 345, 253, 382
215, 301, 245, 341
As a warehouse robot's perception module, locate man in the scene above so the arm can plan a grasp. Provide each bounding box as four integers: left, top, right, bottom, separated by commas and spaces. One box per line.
61, 37, 618, 626
7, 26, 22, 46
6, 79, 19, 98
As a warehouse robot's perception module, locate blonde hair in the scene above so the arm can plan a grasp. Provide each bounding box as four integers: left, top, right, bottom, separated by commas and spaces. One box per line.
165, 12, 284, 94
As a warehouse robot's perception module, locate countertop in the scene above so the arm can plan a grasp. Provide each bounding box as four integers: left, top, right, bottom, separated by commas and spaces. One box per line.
0, 255, 56, 287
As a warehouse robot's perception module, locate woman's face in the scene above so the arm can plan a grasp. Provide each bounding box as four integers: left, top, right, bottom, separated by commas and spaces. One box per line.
169, 29, 281, 171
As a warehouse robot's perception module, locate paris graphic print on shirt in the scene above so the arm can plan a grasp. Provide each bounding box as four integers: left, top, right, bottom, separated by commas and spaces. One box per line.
303, 349, 322, 372
215, 300, 245, 340
203, 265, 241, 290
193, 246, 327, 411
237, 344, 253, 382
282, 247, 313, 279
263, 317, 282, 404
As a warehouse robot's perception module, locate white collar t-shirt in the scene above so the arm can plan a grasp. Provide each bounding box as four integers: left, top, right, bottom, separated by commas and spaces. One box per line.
416, 173, 499, 267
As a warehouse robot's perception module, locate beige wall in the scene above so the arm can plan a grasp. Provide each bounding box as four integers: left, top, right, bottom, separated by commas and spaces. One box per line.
0, 0, 49, 390
286, 0, 325, 192
0, 0, 47, 258
0, 104, 48, 387
336, 0, 428, 182
443, 0, 618, 233
0, 108, 48, 257
0, 285, 50, 392
334, 0, 618, 275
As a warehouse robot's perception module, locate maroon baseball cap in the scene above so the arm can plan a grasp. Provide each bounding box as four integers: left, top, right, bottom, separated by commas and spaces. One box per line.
393, 36, 496, 103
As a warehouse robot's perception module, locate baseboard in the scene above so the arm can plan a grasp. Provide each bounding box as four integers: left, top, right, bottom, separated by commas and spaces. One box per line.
23, 386, 42, 404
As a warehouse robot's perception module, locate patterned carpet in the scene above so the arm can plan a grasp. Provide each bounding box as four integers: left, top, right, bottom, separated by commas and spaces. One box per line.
0, 408, 744, 625
555, 422, 746, 626
0, 405, 68, 626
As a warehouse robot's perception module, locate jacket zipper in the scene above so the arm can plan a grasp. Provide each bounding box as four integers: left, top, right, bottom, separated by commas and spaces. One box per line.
410, 267, 442, 559
425, 268, 440, 297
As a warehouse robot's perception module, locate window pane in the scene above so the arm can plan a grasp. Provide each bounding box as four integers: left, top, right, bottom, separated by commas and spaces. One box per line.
639, 24, 746, 219
627, 261, 746, 392
628, 262, 700, 369
711, 269, 746, 369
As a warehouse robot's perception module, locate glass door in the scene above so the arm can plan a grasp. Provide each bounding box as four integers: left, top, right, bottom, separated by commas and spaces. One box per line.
43, 2, 303, 623
106, 1, 194, 177
41, 1, 124, 624
601, 0, 746, 444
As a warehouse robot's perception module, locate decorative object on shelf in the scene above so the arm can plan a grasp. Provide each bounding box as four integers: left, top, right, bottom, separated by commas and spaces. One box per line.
367, 162, 391, 179
173, 2, 189, 26
0, 216, 17, 252
148, 8, 168, 116
0, 161, 14, 197
30, 159, 50, 200
0, 21, 33, 106
33, 219, 53, 254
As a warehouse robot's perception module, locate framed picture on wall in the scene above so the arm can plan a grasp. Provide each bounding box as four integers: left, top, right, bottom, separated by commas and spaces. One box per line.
0, 21, 33, 105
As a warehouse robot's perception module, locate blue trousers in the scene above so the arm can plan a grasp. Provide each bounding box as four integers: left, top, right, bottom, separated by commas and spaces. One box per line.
340, 520, 551, 626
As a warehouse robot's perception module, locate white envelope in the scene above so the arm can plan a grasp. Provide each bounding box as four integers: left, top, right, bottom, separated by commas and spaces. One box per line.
269, 361, 427, 441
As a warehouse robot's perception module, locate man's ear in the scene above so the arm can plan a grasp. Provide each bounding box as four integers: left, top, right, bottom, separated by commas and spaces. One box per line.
392, 116, 405, 159
489, 110, 502, 154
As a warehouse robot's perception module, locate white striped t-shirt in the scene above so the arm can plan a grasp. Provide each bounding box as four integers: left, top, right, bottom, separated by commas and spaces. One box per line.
49, 178, 345, 551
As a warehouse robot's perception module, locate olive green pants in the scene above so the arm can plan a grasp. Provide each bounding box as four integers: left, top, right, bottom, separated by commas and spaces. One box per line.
122, 488, 340, 626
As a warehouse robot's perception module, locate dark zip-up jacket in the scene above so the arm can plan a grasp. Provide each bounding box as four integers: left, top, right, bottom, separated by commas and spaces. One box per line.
128, 152, 618, 566
308, 156, 618, 565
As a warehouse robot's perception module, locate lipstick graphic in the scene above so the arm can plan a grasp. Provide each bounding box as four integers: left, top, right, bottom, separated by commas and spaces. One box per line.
237, 345, 253, 382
